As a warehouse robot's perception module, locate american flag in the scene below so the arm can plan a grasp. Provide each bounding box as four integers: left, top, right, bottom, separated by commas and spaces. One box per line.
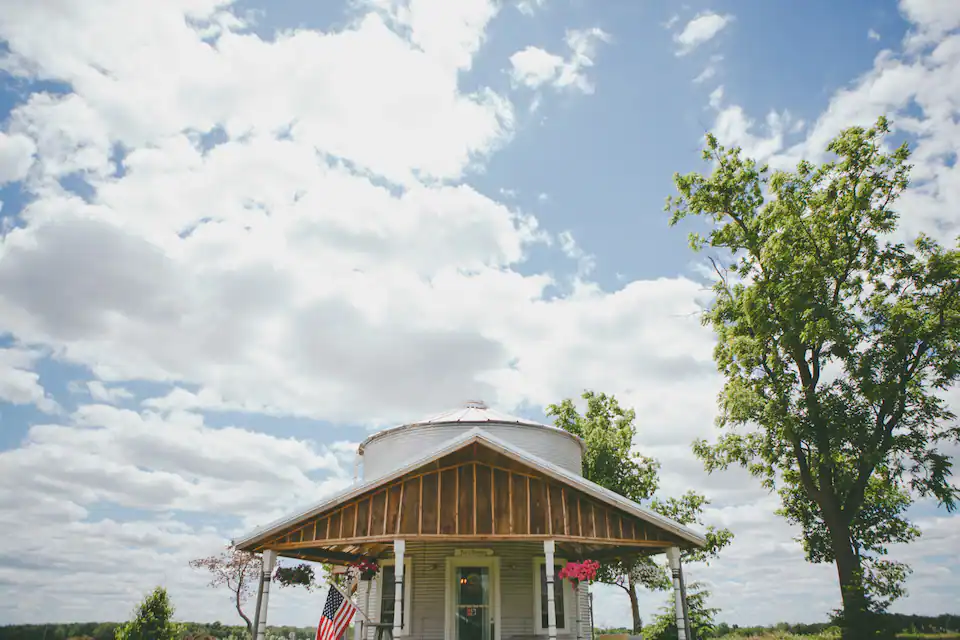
315, 585, 357, 640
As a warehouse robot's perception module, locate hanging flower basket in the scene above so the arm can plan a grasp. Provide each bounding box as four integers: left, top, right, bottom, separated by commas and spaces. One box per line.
352, 558, 380, 580
558, 559, 600, 590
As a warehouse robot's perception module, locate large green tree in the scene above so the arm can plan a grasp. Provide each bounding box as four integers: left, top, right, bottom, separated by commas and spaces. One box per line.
547, 391, 733, 633
666, 117, 960, 638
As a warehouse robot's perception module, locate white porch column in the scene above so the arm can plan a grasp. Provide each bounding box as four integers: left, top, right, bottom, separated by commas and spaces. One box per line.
352, 574, 364, 640
543, 540, 557, 640
255, 549, 278, 640
666, 547, 687, 640
393, 540, 405, 640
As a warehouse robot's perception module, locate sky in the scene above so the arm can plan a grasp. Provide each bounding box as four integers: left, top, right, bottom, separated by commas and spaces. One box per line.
0, 0, 958, 630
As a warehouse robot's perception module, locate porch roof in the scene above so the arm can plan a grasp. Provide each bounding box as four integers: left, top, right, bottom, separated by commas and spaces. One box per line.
233, 428, 707, 563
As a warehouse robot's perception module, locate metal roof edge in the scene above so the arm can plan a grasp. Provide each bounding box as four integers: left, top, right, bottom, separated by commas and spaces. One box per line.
357, 417, 586, 455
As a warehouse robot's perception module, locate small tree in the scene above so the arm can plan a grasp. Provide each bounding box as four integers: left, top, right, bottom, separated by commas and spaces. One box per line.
190, 546, 326, 635
114, 586, 180, 640
642, 582, 719, 640
190, 547, 262, 634
547, 391, 733, 633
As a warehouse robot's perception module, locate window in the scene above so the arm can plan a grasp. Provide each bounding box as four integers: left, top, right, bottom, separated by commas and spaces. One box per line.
539, 564, 565, 629
380, 565, 402, 628
378, 559, 412, 635
532, 558, 570, 634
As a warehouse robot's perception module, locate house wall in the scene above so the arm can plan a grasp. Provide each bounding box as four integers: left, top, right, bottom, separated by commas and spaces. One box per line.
355, 541, 593, 640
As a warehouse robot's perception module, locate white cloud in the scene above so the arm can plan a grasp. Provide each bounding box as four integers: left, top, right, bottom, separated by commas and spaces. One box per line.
0, 131, 36, 184
705, 7, 960, 245
0, 347, 60, 413
509, 27, 611, 94
509, 47, 566, 88
516, 0, 546, 17
694, 54, 724, 83
86, 380, 133, 405
674, 11, 733, 56
0, 403, 353, 623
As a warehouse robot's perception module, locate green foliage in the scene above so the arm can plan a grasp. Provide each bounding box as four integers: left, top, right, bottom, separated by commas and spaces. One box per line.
114, 586, 180, 640
549, 391, 661, 502
274, 562, 322, 591
667, 116, 960, 635
642, 582, 719, 640
547, 391, 734, 631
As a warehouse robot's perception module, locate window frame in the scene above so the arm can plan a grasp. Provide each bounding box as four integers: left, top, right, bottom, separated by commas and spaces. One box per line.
532, 557, 573, 635
377, 557, 413, 636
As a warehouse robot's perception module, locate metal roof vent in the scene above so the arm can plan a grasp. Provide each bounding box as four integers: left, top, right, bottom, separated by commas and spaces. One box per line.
464, 400, 488, 410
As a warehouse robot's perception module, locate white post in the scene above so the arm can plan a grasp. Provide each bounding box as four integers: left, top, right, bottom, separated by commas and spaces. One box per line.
666, 547, 687, 640
353, 574, 364, 640
256, 550, 278, 640
544, 540, 557, 640
393, 540, 405, 640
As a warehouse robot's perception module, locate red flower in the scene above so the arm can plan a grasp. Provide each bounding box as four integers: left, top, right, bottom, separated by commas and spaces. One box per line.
558, 559, 599, 585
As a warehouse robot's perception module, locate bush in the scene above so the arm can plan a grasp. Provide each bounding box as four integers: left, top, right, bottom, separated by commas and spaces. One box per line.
114, 586, 180, 640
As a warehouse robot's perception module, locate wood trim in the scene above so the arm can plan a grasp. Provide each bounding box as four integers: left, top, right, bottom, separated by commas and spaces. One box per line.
526, 475, 531, 533
367, 496, 374, 537
508, 471, 514, 534
546, 481, 553, 535
267, 534, 672, 552
395, 480, 405, 535
562, 487, 568, 534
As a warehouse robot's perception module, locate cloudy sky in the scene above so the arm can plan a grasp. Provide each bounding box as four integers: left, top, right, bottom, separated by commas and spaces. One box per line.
1, 0, 959, 630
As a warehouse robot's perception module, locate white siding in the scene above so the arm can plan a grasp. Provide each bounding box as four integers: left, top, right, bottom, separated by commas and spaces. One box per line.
362, 424, 583, 480
354, 542, 592, 640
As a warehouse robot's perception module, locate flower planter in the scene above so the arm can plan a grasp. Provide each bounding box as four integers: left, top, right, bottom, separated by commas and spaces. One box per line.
352, 558, 380, 581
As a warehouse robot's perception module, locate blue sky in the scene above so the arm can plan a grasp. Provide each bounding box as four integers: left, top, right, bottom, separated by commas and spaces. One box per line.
0, 0, 958, 630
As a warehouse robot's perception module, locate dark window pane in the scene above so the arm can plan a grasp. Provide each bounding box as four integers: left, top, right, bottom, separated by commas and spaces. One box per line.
539, 564, 565, 629
380, 565, 403, 628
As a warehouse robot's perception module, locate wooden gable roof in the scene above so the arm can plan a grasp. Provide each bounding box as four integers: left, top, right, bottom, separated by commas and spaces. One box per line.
235, 431, 705, 563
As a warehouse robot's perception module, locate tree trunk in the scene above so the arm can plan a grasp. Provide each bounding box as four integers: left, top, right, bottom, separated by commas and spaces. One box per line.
236, 586, 253, 637
627, 575, 642, 634
827, 515, 871, 640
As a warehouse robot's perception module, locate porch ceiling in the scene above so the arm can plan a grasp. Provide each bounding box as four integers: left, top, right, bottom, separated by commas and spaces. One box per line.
240, 442, 692, 562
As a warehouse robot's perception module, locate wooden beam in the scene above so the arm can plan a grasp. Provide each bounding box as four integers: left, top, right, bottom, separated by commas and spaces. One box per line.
546, 482, 553, 535
395, 480, 405, 535
508, 471, 514, 534
561, 487, 568, 536
279, 548, 365, 565
267, 534, 673, 551
367, 496, 374, 537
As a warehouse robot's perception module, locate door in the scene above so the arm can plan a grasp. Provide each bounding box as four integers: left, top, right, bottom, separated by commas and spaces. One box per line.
455, 566, 491, 640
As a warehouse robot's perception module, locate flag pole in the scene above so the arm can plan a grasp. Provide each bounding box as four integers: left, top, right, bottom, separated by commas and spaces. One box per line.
329, 575, 374, 624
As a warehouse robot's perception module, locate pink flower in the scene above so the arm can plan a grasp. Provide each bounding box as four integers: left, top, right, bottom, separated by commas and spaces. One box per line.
558, 559, 599, 585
